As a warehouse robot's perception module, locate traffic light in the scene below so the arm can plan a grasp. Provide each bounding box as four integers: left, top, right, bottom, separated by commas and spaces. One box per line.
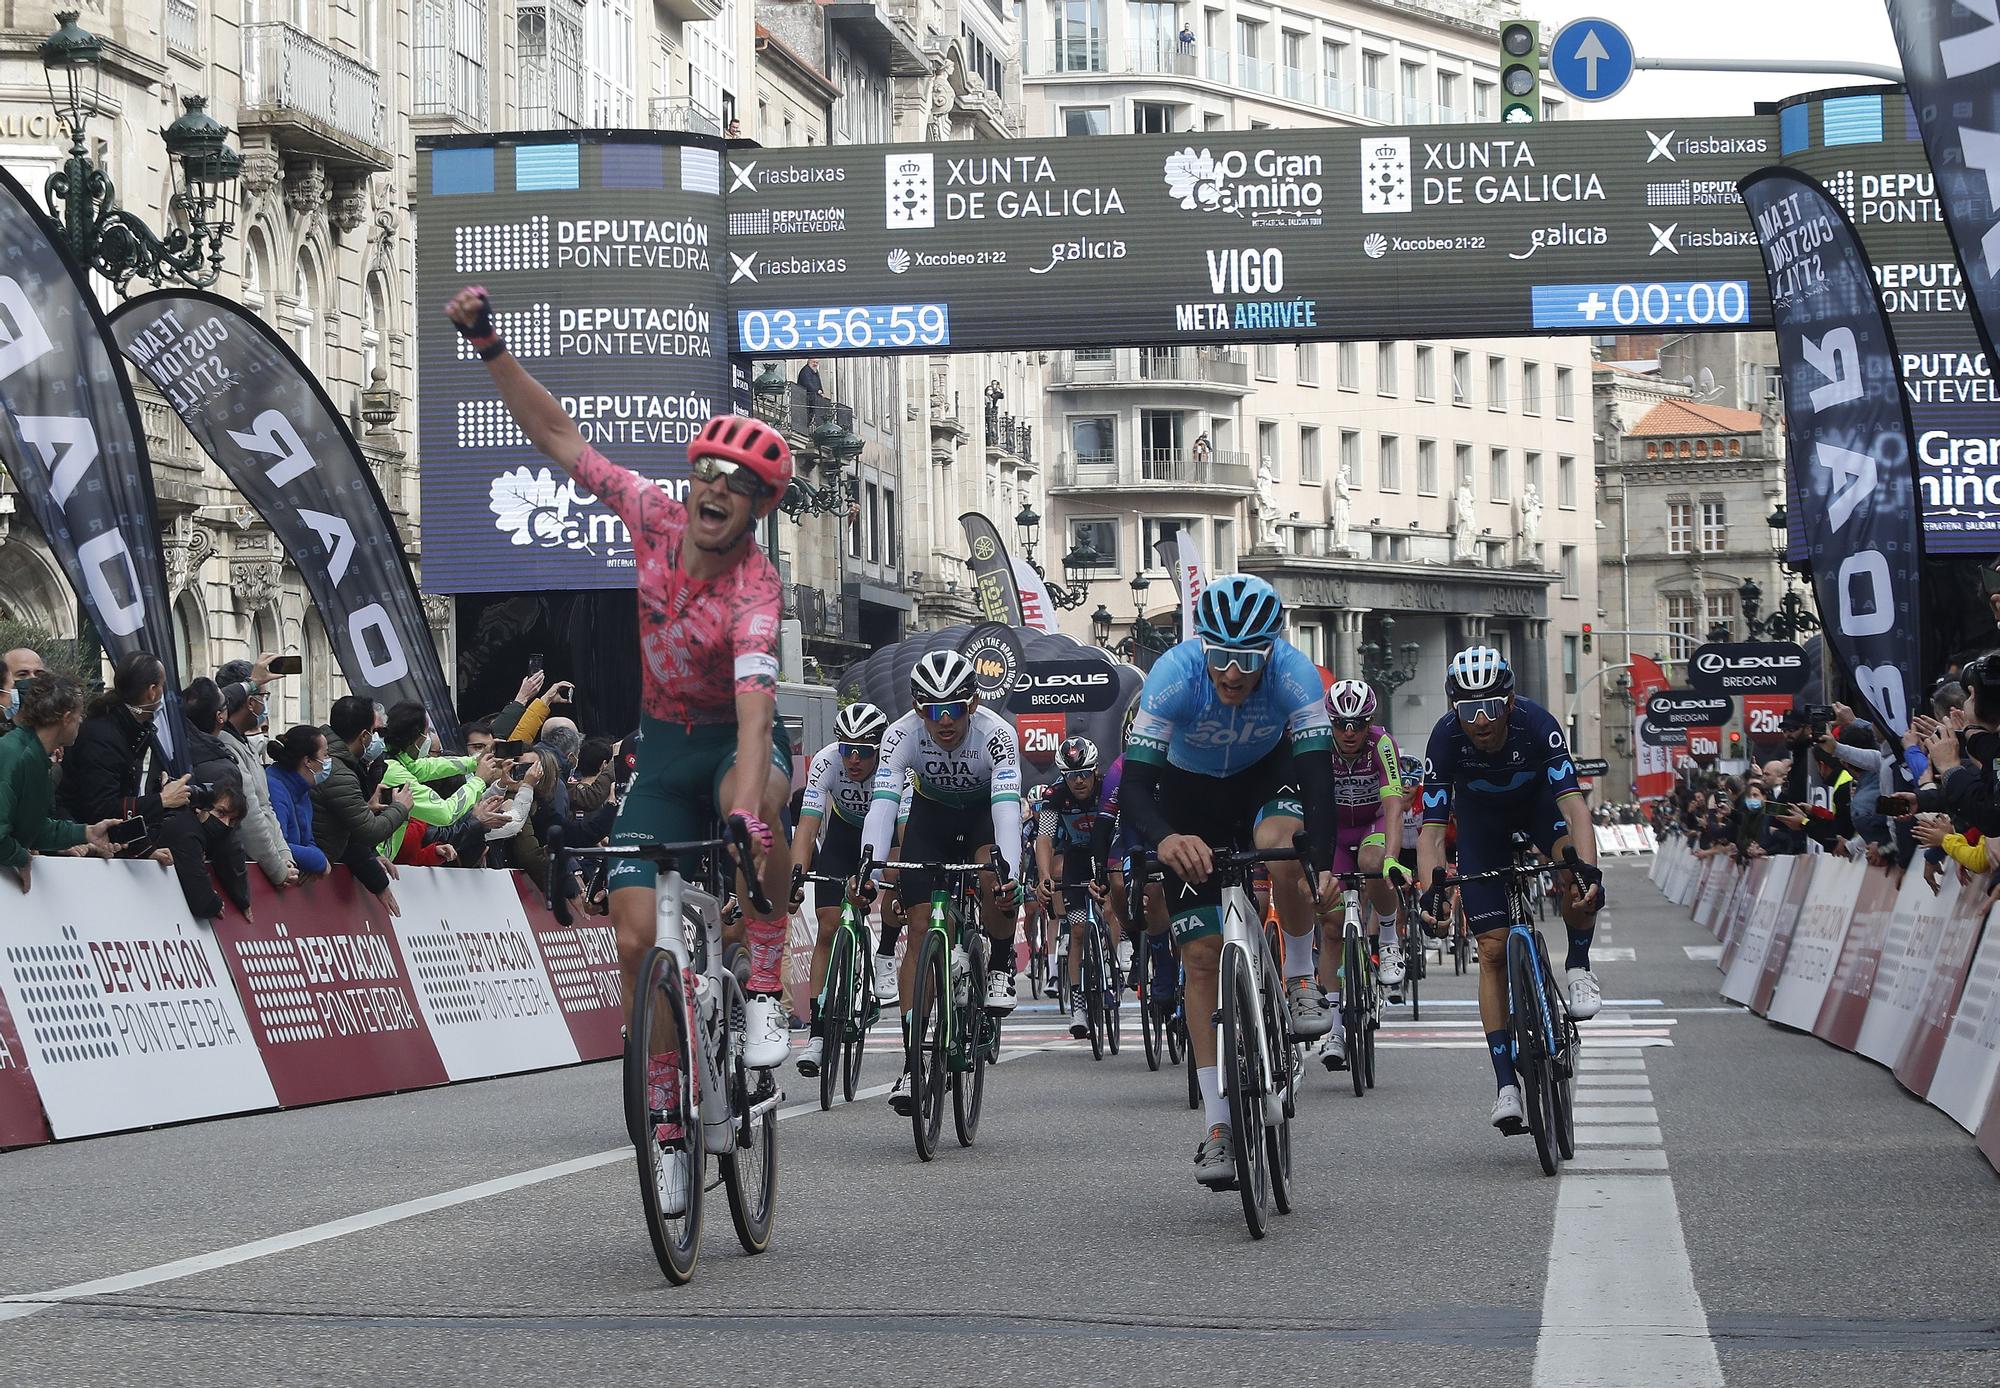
1499, 21, 1541, 124
1581, 622, 1593, 654
1728, 731, 1743, 749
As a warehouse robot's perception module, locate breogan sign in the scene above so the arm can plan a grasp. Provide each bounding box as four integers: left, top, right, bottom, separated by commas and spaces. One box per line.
1686, 640, 1811, 695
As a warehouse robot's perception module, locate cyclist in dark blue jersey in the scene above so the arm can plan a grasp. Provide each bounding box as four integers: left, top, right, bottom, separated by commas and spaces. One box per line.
1414, 646, 1605, 1134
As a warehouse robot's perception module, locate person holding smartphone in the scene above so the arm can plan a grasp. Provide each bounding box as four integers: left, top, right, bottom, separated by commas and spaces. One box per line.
0, 673, 122, 892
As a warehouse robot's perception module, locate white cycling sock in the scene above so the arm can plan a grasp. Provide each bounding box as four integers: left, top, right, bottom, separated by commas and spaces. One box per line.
1281, 928, 1316, 980
1197, 1065, 1228, 1128
1377, 913, 1400, 947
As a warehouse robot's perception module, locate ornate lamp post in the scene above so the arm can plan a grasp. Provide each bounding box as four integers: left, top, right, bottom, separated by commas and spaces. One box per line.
1097, 573, 1177, 667
779, 426, 862, 519
1737, 574, 1820, 644
1358, 614, 1420, 730
1014, 502, 1096, 610
40, 13, 241, 292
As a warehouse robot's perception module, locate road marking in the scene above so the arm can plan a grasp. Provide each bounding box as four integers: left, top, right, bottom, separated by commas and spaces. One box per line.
1575, 1074, 1651, 1088
1574, 1105, 1659, 1124
1561, 1149, 1669, 1171
0, 1043, 1061, 1324
1571, 1090, 1653, 1104
1532, 1174, 1722, 1386
1580, 1057, 1647, 1071
1574, 1124, 1665, 1145
1592, 947, 1638, 962
1683, 944, 1723, 961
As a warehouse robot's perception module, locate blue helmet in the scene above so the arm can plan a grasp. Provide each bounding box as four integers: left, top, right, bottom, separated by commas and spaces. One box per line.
1194, 574, 1285, 648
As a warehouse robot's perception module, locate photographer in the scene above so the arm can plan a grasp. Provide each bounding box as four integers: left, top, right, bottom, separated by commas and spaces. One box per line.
0, 673, 119, 891
213, 656, 297, 886
1907, 657, 2000, 836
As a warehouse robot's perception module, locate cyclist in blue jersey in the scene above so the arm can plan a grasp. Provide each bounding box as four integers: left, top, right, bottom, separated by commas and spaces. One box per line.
1414, 646, 1605, 1134
1118, 575, 1339, 1188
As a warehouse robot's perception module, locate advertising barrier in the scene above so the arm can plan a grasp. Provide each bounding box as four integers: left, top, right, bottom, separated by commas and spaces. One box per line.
1928, 910, 2000, 1133
512, 876, 625, 1060
0, 986, 49, 1147
1893, 894, 1988, 1100
1750, 856, 1818, 1016
1857, 874, 1964, 1069
1766, 857, 1862, 1033
1815, 866, 1900, 1051
1721, 855, 1799, 1004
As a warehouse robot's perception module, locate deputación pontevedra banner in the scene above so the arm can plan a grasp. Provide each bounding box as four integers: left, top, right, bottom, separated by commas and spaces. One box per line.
0, 166, 188, 767
108, 291, 461, 746
1740, 167, 1923, 734
959, 511, 1027, 628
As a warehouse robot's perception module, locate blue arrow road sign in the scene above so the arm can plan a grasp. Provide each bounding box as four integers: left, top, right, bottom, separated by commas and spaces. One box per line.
1549, 17, 1634, 102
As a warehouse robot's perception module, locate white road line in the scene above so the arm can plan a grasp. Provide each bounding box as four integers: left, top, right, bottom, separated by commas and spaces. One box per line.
0, 1044, 1061, 1324
1561, 1150, 1669, 1171
1570, 1091, 1654, 1104
1573, 1124, 1665, 1145
1532, 1174, 1722, 1387
1579, 1058, 1648, 1071
1683, 945, 1724, 961
1573, 1105, 1659, 1124
1574, 1075, 1652, 1088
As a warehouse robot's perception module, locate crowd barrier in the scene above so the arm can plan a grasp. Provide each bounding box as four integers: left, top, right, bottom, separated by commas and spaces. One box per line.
1650, 837, 2000, 1172
1594, 823, 1659, 857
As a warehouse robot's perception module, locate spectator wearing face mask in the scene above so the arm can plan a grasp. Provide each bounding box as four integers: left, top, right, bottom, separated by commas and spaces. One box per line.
212, 655, 297, 885
377, 699, 502, 859
58, 651, 192, 829
313, 696, 411, 867
2, 646, 45, 729
265, 725, 333, 877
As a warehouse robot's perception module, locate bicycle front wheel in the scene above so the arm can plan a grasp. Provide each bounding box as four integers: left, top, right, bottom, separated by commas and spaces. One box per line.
1083, 926, 1106, 1062
841, 938, 869, 1104
909, 930, 949, 1161
819, 929, 851, 1112
627, 947, 703, 1284
1221, 947, 1270, 1239
1342, 935, 1366, 1098
1511, 936, 1559, 1177
1136, 936, 1163, 1071
1104, 925, 1123, 1057
720, 976, 778, 1255
953, 931, 988, 1147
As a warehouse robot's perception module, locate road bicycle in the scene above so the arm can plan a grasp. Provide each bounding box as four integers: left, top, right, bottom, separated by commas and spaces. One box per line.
1130, 835, 1319, 1239
806, 872, 882, 1110
1062, 875, 1123, 1061
862, 851, 1009, 1161
554, 819, 778, 1285
1432, 852, 1582, 1177
1130, 925, 1176, 1072
1324, 870, 1386, 1097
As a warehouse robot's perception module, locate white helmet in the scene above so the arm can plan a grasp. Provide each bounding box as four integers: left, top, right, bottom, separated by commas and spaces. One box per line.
835, 702, 888, 743
1445, 646, 1515, 701
910, 649, 978, 703
1326, 679, 1378, 722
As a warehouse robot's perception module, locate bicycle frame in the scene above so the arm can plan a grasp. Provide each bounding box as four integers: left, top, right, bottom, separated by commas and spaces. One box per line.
871, 857, 1001, 1069
1216, 882, 1288, 1125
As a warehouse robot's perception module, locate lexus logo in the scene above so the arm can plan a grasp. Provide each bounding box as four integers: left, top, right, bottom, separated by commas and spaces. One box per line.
1694, 651, 1802, 675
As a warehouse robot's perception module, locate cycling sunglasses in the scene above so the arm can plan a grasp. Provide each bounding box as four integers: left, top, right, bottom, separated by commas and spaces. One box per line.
1453, 696, 1510, 725
839, 742, 879, 759
1202, 641, 1271, 675
690, 455, 776, 501
1331, 716, 1371, 734
919, 700, 969, 722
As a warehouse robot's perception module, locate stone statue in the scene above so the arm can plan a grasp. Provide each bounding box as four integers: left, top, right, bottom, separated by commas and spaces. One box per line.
1255, 465, 1281, 551
1329, 470, 1353, 554
1452, 484, 1478, 561
1517, 483, 1543, 563
929, 68, 955, 142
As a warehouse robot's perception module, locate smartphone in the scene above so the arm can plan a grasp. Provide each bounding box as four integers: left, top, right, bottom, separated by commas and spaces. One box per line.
108, 816, 148, 846
268, 654, 302, 676
491, 739, 525, 758
508, 759, 531, 782
526, 652, 545, 674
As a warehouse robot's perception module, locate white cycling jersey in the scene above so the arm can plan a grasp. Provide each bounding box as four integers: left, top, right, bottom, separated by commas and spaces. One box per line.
799, 743, 871, 836
862, 706, 1024, 878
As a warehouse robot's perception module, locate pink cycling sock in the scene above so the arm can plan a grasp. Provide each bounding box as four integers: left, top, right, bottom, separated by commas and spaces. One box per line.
746, 916, 788, 994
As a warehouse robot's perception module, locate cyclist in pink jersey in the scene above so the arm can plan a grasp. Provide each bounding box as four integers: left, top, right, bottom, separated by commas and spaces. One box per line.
445, 286, 798, 1074
1316, 680, 1411, 1066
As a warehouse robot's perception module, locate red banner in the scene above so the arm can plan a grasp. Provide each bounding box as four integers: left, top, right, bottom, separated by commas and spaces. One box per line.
211, 873, 447, 1107
1687, 726, 1723, 761
513, 876, 624, 1060
0, 985, 49, 1148
1017, 713, 1065, 767
1744, 694, 1792, 742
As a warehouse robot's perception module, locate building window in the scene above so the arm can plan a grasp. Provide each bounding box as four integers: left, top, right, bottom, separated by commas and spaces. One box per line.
1487, 355, 1507, 411
1558, 454, 1577, 508
1706, 590, 1737, 634
1054, 0, 1107, 70
1455, 442, 1475, 495
1668, 500, 1694, 555
1378, 434, 1400, 491
1072, 518, 1118, 568
1143, 516, 1191, 569
1417, 438, 1439, 495
1062, 105, 1110, 135
1556, 365, 1575, 419
1560, 544, 1579, 596
1665, 593, 1697, 644
1437, 69, 1459, 115
415, 0, 490, 124
1414, 344, 1435, 401
1070, 415, 1115, 467
1297, 341, 1318, 385
1700, 500, 1727, 553
1473, 78, 1493, 119
1338, 341, 1359, 391
1258, 420, 1280, 478
1521, 361, 1541, 415
1255, 343, 1278, 380
1562, 634, 1579, 695
1452, 349, 1470, 406
1133, 100, 1175, 133
1376, 342, 1397, 396
1489, 447, 1509, 501
1300, 425, 1321, 484
1340, 429, 1360, 488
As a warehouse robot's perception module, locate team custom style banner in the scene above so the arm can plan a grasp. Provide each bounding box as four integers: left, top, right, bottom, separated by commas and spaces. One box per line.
108, 292, 461, 746
1741, 167, 1924, 735
960, 511, 1028, 628
0, 167, 189, 766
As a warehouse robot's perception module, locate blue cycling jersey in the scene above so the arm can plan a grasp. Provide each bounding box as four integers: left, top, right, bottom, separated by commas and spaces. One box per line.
1127, 637, 1332, 777
1420, 695, 1583, 825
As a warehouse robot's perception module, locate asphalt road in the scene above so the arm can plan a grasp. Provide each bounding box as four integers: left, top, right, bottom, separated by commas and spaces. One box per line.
2, 858, 1995, 1387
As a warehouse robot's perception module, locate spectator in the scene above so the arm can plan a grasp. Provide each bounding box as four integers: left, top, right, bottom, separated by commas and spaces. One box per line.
2, 645, 44, 727
58, 651, 191, 828
797, 356, 826, 425
265, 725, 332, 877
213, 655, 297, 886
378, 699, 501, 858
312, 695, 409, 912
0, 673, 117, 891
1178, 20, 1196, 53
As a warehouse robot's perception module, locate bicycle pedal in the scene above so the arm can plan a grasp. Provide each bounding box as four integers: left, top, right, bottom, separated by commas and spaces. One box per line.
1497, 1117, 1529, 1137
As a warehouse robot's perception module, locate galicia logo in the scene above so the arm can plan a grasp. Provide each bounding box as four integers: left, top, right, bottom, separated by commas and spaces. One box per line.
886, 153, 935, 229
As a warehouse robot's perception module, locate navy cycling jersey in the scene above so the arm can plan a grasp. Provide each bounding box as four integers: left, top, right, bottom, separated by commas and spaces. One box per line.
1420, 696, 1583, 825
1037, 779, 1112, 855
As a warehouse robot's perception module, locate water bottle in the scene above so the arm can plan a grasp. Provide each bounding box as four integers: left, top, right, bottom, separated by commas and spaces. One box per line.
952, 946, 971, 1007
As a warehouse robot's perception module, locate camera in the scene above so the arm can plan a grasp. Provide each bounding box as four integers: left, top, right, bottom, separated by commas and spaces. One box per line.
187, 781, 218, 812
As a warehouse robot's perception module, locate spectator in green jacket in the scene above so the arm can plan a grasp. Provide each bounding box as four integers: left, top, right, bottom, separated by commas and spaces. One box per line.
377, 699, 502, 858
1, 673, 119, 892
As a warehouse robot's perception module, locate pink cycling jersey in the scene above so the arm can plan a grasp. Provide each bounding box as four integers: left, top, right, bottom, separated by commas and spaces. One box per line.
573, 446, 781, 726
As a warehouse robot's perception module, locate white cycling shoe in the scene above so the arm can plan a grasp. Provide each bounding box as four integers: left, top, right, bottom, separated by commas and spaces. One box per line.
743, 995, 790, 1070
985, 968, 1019, 1013
1566, 968, 1603, 1020
1491, 1084, 1526, 1132
1377, 942, 1407, 986
872, 952, 899, 1005
654, 1142, 690, 1217
1116, 939, 1134, 973
796, 1035, 824, 1077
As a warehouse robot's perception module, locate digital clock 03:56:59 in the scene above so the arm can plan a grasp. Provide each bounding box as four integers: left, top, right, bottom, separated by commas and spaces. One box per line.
735, 304, 950, 352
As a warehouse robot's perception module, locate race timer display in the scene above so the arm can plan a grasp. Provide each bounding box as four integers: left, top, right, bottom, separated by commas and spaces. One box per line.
736, 304, 951, 352
1528, 281, 1753, 330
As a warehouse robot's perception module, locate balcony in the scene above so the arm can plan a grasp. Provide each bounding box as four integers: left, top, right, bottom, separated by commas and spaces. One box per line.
1044, 38, 1108, 74
1205, 46, 1230, 82
1050, 347, 1251, 393
759, 381, 857, 444
1361, 85, 1395, 121
649, 97, 721, 135
241, 22, 390, 170
1129, 40, 1200, 76
1237, 54, 1274, 93
1051, 448, 1253, 494
167, 0, 200, 62
828, 0, 930, 76
985, 411, 1034, 468
1402, 96, 1434, 124
656, 0, 723, 23
1323, 76, 1356, 113
1280, 64, 1313, 103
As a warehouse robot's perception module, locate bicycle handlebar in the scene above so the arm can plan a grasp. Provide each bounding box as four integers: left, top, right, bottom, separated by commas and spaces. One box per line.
1427, 846, 1586, 892
550, 822, 774, 919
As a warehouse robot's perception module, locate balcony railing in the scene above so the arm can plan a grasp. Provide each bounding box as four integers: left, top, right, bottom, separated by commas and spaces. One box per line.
1237, 54, 1274, 92
985, 411, 1034, 464
1053, 347, 1250, 389
1402, 96, 1434, 124
1323, 76, 1356, 113
1045, 38, 1107, 73
1205, 46, 1230, 82
649, 97, 721, 135
757, 381, 856, 442
1280, 64, 1313, 102
1361, 85, 1395, 121
1129, 40, 1200, 76
242, 21, 388, 161
1053, 449, 1252, 491
167, 0, 200, 61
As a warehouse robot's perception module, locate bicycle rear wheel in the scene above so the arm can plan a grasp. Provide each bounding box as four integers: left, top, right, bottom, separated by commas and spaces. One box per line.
1221, 948, 1270, 1239
721, 976, 778, 1255
909, 929, 949, 1161
819, 930, 851, 1112
953, 930, 988, 1147
841, 939, 869, 1104
627, 947, 702, 1283
1510, 936, 1559, 1177
1083, 927, 1106, 1062
1135, 936, 1163, 1071
1104, 923, 1123, 1056
1342, 935, 1366, 1098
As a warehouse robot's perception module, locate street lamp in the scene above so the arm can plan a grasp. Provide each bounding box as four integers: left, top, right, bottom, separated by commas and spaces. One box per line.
1090, 602, 1114, 646
40, 13, 241, 292
779, 425, 860, 519
1738, 572, 1820, 643
1358, 613, 1420, 729
1097, 573, 1176, 667
1013, 501, 1095, 610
